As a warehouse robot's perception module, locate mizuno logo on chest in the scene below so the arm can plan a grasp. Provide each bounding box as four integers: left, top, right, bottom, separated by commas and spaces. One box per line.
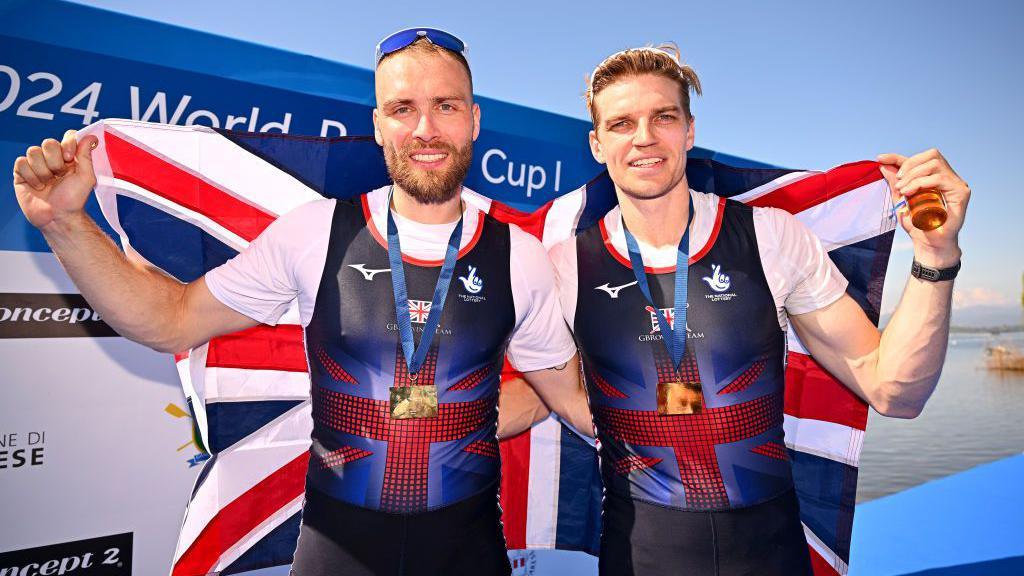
595, 281, 638, 299
348, 264, 391, 280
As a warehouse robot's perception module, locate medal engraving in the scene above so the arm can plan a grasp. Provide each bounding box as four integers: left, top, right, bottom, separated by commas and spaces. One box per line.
657, 381, 704, 415
390, 385, 439, 419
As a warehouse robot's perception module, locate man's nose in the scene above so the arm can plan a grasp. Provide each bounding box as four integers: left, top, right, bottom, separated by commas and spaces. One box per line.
411, 111, 440, 142
632, 119, 656, 147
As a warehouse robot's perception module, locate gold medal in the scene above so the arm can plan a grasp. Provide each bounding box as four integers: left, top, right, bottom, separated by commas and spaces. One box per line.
390, 384, 439, 419
657, 380, 704, 415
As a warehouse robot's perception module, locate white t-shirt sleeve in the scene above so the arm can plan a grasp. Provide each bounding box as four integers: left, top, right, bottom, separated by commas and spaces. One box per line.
204, 199, 333, 326
547, 236, 579, 329
506, 226, 578, 372
755, 206, 848, 327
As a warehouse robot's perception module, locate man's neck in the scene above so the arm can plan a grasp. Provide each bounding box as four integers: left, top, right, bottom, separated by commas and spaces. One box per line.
616, 179, 691, 248
391, 185, 464, 225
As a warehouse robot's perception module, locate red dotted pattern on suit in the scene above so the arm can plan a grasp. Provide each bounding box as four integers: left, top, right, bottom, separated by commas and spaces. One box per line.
314, 344, 359, 384
317, 445, 374, 470
314, 387, 495, 513
447, 365, 493, 391
750, 440, 789, 462
593, 392, 784, 509
613, 455, 663, 475
462, 439, 499, 459
653, 346, 701, 384
587, 366, 628, 398
718, 359, 767, 395
392, 342, 439, 388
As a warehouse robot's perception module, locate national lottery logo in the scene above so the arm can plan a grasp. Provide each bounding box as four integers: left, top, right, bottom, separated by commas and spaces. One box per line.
702, 263, 738, 302
459, 265, 483, 294
702, 263, 731, 292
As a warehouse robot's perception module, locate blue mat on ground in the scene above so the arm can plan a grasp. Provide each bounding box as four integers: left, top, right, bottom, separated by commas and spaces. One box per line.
850, 454, 1024, 575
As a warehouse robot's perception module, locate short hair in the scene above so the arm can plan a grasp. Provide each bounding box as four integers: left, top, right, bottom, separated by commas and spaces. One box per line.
376, 37, 474, 93
585, 43, 702, 126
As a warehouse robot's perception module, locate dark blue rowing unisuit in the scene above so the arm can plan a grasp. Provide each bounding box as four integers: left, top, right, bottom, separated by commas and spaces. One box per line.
303, 194, 515, 514
574, 198, 792, 511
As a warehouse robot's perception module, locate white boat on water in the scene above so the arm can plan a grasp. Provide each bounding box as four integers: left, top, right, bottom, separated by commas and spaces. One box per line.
985, 345, 1024, 371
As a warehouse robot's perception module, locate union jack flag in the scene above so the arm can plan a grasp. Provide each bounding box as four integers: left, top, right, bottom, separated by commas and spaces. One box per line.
645, 305, 676, 333
85, 119, 894, 576
408, 299, 432, 324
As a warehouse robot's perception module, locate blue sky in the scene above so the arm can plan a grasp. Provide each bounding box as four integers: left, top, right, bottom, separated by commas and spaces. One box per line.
72, 0, 1024, 316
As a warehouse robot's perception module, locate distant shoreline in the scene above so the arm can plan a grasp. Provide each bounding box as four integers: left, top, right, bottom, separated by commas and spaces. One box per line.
948, 325, 1024, 335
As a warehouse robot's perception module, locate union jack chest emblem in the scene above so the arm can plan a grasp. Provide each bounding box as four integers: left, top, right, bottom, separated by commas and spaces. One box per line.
645, 305, 675, 333
409, 299, 432, 324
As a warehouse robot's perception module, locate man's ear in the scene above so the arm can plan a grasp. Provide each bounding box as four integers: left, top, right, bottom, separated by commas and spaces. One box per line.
685, 115, 695, 151
589, 130, 605, 164
372, 108, 383, 146
472, 103, 481, 141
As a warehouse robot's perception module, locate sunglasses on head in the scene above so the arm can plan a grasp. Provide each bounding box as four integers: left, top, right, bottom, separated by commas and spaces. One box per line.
375, 27, 469, 66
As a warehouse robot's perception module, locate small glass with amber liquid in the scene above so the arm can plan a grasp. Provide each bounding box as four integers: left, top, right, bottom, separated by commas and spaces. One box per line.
906, 188, 948, 231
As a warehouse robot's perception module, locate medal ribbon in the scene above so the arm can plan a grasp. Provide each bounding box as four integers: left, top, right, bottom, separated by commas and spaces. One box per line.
621, 194, 695, 368
387, 189, 464, 378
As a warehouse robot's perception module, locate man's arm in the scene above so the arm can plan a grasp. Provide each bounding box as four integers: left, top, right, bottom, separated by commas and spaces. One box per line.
519, 353, 594, 437
497, 375, 551, 439
790, 148, 968, 418
13, 130, 258, 353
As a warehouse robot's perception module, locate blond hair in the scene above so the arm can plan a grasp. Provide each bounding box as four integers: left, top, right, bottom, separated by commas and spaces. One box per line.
585, 43, 702, 126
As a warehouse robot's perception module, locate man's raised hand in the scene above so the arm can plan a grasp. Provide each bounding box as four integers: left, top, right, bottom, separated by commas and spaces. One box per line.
12, 129, 99, 230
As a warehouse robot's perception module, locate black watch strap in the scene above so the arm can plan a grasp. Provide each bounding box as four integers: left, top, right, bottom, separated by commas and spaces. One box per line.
911, 259, 961, 282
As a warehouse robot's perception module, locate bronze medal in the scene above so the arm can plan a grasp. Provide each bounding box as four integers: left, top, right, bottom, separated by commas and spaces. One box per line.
657, 380, 704, 415
390, 384, 439, 419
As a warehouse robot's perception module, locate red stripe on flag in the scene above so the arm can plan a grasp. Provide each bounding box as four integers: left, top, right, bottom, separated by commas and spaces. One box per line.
784, 351, 868, 431
206, 325, 308, 372
489, 199, 553, 240
172, 451, 310, 576
807, 543, 841, 576
747, 161, 883, 214
104, 130, 277, 241
499, 427, 531, 549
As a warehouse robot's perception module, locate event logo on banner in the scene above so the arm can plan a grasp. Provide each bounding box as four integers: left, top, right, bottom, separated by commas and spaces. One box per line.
0, 533, 132, 575
163, 403, 210, 468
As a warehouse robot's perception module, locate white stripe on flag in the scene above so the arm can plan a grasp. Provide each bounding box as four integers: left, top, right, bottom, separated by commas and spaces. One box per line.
203, 367, 311, 403
462, 187, 494, 213
525, 416, 562, 548
174, 401, 312, 562
104, 121, 323, 216
209, 492, 305, 574
99, 176, 250, 251
783, 414, 864, 467
729, 170, 815, 204
179, 344, 211, 453
541, 186, 585, 249
794, 179, 896, 252
803, 522, 850, 575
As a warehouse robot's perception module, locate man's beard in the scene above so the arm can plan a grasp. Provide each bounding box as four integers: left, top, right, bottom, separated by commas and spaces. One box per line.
384, 139, 474, 205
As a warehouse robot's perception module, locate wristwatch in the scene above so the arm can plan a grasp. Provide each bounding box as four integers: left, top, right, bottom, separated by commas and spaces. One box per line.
911, 259, 961, 282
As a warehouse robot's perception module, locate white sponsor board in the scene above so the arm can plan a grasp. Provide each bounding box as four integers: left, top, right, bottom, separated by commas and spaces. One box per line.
0, 251, 201, 575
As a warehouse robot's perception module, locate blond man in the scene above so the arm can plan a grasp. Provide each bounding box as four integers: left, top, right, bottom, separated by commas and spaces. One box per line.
546, 44, 969, 575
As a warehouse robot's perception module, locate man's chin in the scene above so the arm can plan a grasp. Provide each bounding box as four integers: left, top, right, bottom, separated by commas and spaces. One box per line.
618, 183, 674, 201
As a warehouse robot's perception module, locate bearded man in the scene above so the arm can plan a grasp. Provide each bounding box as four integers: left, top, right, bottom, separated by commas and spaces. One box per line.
12, 28, 591, 576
